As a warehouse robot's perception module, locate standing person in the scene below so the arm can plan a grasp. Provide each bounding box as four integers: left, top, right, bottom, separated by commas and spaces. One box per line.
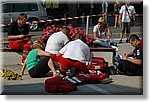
21, 40, 58, 78
114, 0, 121, 27
93, 17, 118, 51
114, 34, 143, 76
45, 26, 70, 63
118, 0, 136, 43
8, 13, 32, 64
102, 0, 108, 19
57, 34, 90, 76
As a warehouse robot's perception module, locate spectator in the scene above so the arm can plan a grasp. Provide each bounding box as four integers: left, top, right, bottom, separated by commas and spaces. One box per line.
57, 33, 90, 76
45, 26, 70, 64
114, 0, 121, 27
102, 0, 108, 19
93, 17, 118, 51
118, 0, 136, 43
8, 13, 32, 64
114, 34, 143, 76
21, 40, 58, 78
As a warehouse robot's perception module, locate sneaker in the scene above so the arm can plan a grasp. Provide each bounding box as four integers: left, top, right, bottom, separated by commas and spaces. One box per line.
53, 72, 60, 77
18, 63, 24, 66
111, 46, 118, 51
119, 40, 122, 44
126, 39, 129, 43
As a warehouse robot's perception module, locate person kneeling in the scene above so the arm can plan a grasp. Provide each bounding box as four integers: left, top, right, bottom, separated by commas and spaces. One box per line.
57, 34, 90, 77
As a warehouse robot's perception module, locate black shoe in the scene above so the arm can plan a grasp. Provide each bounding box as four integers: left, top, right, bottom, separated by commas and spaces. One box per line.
119, 40, 122, 43
126, 39, 129, 43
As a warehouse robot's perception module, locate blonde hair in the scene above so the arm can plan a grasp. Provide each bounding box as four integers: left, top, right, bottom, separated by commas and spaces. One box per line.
98, 17, 107, 25
32, 40, 45, 50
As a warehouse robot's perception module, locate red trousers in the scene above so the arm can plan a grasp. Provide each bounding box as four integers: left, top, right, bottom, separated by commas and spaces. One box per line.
9, 38, 32, 63
59, 56, 89, 74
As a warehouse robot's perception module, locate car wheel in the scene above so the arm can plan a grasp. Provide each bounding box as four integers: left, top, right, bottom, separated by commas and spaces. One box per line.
28, 19, 39, 31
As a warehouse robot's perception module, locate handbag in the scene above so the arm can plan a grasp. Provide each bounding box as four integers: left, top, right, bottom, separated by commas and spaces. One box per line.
125, 6, 134, 27
45, 76, 77, 93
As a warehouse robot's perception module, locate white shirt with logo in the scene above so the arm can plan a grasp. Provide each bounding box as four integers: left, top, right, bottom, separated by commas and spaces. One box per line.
119, 5, 136, 22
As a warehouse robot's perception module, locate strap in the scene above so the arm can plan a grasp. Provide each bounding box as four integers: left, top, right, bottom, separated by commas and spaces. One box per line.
125, 5, 132, 20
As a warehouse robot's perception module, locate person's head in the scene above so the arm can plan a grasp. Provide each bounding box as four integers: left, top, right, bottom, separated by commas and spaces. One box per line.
17, 13, 27, 26
97, 17, 107, 29
75, 33, 87, 43
32, 40, 45, 50
125, 0, 130, 5
129, 34, 140, 47
61, 26, 70, 36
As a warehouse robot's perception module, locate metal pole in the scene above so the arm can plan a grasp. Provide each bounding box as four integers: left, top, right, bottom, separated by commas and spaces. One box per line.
10, 18, 13, 23
64, 13, 67, 26
86, 16, 90, 35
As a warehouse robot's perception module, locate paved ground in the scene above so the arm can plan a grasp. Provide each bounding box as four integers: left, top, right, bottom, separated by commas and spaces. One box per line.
0, 42, 143, 95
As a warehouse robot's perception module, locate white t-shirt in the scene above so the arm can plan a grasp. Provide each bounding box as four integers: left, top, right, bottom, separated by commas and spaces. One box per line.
119, 5, 136, 22
59, 39, 90, 63
93, 25, 107, 39
45, 31, 69, 54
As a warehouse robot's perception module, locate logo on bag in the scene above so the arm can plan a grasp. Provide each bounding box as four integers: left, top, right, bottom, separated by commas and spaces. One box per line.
137, 50, 140, 55
95, 66, 101, 69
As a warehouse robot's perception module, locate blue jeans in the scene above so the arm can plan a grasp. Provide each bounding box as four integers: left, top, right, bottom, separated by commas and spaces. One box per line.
93, 39, 117, 47
110, 39, 117, 47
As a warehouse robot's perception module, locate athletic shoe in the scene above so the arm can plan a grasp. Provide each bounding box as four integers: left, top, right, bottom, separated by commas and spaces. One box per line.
17, 63, 24, 66
119, 40, 122, 43
126, 39, 129, 43
111, 46, 118, 51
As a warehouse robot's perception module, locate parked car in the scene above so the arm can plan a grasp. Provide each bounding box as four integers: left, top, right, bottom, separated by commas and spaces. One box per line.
1, 1, 48, 31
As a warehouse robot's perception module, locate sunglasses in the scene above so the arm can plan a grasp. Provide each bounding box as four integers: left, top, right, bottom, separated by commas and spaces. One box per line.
98, 22, 103, 25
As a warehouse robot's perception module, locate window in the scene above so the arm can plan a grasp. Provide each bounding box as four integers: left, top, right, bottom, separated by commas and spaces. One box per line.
12, 3, 28, 12
28, 3, 38, 11
3, 4, 13, 13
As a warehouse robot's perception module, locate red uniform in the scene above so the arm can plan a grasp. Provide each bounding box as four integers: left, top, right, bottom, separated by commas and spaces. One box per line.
8, 21, 32, 63
59, 56, 89, 74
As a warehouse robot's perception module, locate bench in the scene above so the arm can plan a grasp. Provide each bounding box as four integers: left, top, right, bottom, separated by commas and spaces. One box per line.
1, 42, 116, 63
0, 41, 22, 53
0, 48, 22, 52
0, 34, 36, 52
90, 47, 117, 64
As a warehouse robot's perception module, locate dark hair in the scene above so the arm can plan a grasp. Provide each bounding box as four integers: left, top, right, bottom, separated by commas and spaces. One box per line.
76, 33, 87, 43
129, 34, 140, 41
18, 13, 27, 20
62, 26, 70, 32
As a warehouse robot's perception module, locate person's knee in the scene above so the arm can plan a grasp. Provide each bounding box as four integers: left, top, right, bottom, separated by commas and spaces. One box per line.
23, 44, 31, 50
60, 69, 66, 76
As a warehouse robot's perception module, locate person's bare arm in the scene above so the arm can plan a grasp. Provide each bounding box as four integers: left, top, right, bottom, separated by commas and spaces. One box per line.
126, 52, 134, 57
8, 34, 25, 40
93, 32, 99, 40
56, 52, 62, 57
122, 55, 142, 65
93, 32, 106, 41
106, 24, 112, 37
37, 49, 51, 56
21, 59, 27, 75
127, 58, 142, 65
118, 13, 122, 25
